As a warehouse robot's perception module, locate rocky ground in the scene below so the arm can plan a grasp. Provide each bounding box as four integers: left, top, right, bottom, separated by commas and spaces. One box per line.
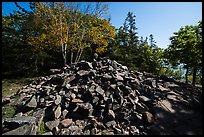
2, 55, 202, 135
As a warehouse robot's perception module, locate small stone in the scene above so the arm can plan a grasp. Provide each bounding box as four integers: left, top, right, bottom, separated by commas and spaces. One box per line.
108, 110, 115, 120
55, 95, 62, 105
77, 70, 90, 76
110, 84, 117, 89
14, 112, 23, 117
105, 120, 116, 128
54, 106, 61, 119
113, 126, 122, 134
62, 109, 68, 118
40, 98, 45, 103
26, 95, 37, 108
121, 65, 128, 70
116, 74, 124, 81
91, 127, 97, 135
95, 86, 105, 96
158, 85, 169, 91
130, 126, 139, 134
63, 76, 75, 87
84, 130, 90, 135
66, 84, 71, 89
45, 120, 60, 131
42, 132, 53, 135
75, 120, 83, 127
68, 125, 79, 131
89, 86, 95, 92
142, 111, 154, 124
2, 98, 10, 105
90, 118, 98, 127
92, 96, 99, 104
136, 103, 149, 113
61, 118, 73, 127
71, 93, 76, 99
59, 90, 66, 95
72, 98, 83, 103
103, 74, 112, 79
45, 100, 53, 107
139, 95, 151, 102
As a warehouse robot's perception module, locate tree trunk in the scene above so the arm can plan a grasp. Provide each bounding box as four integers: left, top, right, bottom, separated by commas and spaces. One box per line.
35, 54, 38, 73
70, 50, 73, 65
185, 66, 189, 84
77, 48, 84, 63
192, 66, 197, 86
62, 44, 67, 66
74, 49, 81, 64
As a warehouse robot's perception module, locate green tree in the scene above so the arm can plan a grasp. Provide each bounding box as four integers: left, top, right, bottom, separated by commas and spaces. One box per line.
27, 2, 114, 66
149, 34, 157, 49
164, 21, 202, 86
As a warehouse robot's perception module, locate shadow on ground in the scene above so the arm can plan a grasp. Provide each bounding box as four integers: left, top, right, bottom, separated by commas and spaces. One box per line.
147, 81, 202, 135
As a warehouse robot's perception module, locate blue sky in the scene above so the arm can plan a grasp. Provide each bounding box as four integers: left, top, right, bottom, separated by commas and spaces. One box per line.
2, 2, 202, 49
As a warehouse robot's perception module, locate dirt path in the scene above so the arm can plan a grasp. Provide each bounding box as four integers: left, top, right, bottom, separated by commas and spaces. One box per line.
148, 83, 202, 135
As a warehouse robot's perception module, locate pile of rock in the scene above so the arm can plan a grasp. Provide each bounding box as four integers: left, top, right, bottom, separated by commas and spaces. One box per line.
2, 56, 200, 135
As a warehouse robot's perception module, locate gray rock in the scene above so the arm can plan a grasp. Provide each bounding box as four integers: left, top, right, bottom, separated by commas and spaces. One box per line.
136, 103, 149, 113
77, 70, 90, 76
54, 106, 61, 119
116, 74, 124, 81
142, 111, 154, 124
14, 112, 23, 117
116, 82, 124, 87
77, 103, 93, 115
45, 120, 60, 131
49, 95, 56, 100
113, 126, 122, 134
71, 93, 76, 99
49, 69, 61, 74
45, 100, 53, 107
84, 129, 91, 135
107, 110, 115, 120
59, 90, 66, 95
96, 86, 105, 96
112, 103, 120, 111
2, 123, 38, 135
62, 109, 68, 118
62, 75, 75, 87
89, 85, 95, 93
110, 84, 117, 89
65, 84, 71, 89
42, 131, 53, 135
92, 96, 99, 104
139, 95, 151, 102
103, 74, 112, 79
32, 108, 45, 128
4, 116, 36, 125
60, 118, 73, 127
91, 127, 97, 135
105, 120, 116, 128
25, 95, 37, 108
2, 97, 10, 105
40, 98, 45, 103
68, 125, 79, 131
121, 65, 128, 70
55, 95, 62, 105
130, 126, 139, 135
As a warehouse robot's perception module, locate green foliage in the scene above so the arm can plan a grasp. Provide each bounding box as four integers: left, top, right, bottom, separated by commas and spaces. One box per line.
2, 106, 16, 118
2, 2, 115, 77
108, 13, 164, 75
164, 21, 202, 85
37, 121, 46, 135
